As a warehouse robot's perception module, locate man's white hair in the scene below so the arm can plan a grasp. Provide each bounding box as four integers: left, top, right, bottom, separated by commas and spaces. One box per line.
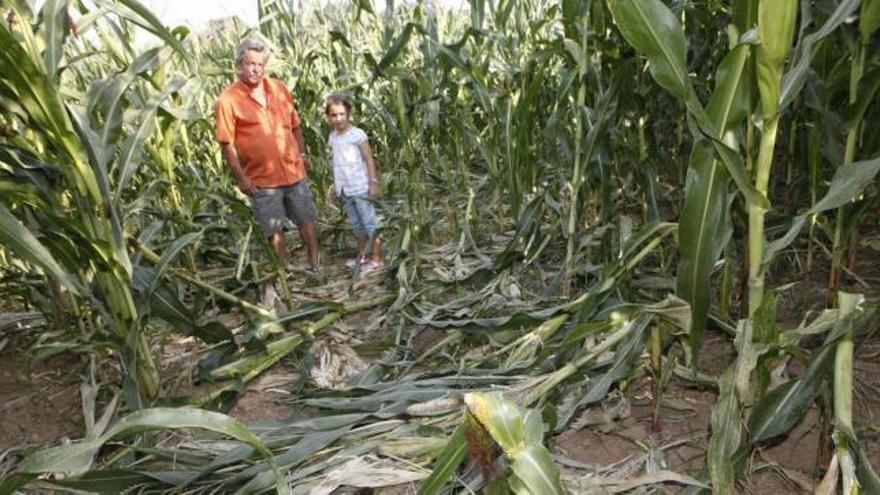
236, 38, 270, 65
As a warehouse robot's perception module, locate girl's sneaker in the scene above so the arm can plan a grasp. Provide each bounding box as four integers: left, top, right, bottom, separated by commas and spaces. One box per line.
345, 258, 367, 270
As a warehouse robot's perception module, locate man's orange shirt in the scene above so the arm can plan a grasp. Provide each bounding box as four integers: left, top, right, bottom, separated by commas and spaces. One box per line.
215, 78, 306, 187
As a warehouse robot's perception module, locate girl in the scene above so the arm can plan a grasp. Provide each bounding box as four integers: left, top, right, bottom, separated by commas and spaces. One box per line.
325, 94, 383, 272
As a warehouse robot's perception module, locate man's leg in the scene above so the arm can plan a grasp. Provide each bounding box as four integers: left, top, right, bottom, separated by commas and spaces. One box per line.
252, 188, 288, 265
285, 180, 320, 268
298, 221, 319, 268
268, 231, 289, 264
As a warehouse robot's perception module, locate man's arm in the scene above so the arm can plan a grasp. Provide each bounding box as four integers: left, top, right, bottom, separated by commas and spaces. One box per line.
293, 126, 311, 173
220, 142, 257, 196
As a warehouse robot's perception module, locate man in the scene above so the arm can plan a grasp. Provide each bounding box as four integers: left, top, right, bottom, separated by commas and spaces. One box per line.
215, 38, 319, 270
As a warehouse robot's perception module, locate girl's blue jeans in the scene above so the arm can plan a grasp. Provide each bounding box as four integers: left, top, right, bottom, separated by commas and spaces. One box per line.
342, 193, 379, 239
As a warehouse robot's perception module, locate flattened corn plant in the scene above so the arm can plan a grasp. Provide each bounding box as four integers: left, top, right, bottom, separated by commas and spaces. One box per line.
0, 0, 878, 493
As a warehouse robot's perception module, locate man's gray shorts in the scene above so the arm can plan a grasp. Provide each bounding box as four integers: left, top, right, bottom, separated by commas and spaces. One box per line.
251, 180, 317, 236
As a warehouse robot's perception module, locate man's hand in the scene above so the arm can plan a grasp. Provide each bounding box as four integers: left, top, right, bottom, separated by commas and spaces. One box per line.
302, 154, 311, 174
220, 142, 258, 196
237, 175, 258, 196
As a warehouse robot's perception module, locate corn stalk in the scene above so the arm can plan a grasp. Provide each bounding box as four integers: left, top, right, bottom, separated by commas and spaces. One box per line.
828, 0, 880, 300
747, 0, 798, 316
0, 2, 183, 403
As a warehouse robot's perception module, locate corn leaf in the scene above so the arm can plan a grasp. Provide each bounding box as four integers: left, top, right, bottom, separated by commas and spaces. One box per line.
465, 393, 564, 494
115, 78, 188, 197
607, 0, 690, 101
88, 47, 169, 147
142, 229, 203, 297
109, 0, 188, 58
0, 204, 82, 295
417, 423, 467, 495
609, 0, 767, 212
557, 315, 647, 429
40, 0, 70, 81
862, 0, 880, 42
44, 469, 159, 493
843, 67, 880, 132
838, 424, 880, 493
764, 157, 880, 267
677, 141, 731, 359
748, 298, 861, 443
509, 443, 564, 495
708, 367, 741, 495
9, 408, 289, 494
780, 0, 862, 109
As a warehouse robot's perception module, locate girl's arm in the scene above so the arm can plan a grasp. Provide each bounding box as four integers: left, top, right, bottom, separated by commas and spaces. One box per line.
359, 140, 380, 198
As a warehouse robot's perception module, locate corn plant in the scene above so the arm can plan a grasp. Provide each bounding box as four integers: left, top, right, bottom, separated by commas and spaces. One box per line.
0, 0, 188, 404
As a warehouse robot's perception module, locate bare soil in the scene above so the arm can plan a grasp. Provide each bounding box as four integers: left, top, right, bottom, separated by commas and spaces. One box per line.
554, 323, 880, 494
2, 240, 879, 492
0, 346, 85, 451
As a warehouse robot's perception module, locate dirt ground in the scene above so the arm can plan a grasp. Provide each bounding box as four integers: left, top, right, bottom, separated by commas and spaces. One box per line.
554, 367, 825, 493
2, 244, 879, 492
0, 345, 86, 451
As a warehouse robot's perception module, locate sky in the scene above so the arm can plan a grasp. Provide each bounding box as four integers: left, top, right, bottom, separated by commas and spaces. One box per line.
141, 0, 468, 30
142, 0, 259, 30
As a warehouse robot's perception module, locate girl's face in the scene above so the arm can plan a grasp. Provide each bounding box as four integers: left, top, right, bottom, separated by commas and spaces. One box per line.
326, 103, 352, 132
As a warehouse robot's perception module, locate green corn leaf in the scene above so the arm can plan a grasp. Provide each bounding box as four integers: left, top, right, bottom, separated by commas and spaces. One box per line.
0, 23, 101, 203
464, 392, 524, 451
111, 0, 188, 58
764, 156, 880, 266
47, 469, 158, 493
706, 41, 754, 129
780, 0, 861, 110
115, 78, 187, 198
0, 473, 38, 494
677, 142, 731, 359
838, 424, 880, 493
557, 315, 647, 429
509, 443, 564, 495
142, 229, 203, 297
607, 0, 690, 101
522, 409, 544, 445
12, 408, 287, 493
748, 352, 829, 443
373, 22, 424, 77
227, 428, 352, 494
709, 133, 769, 212
708, 367, 741, 495
88, 47, 168, 147
748, 299, 860, 443
608, 0, 766, 211
844, 67, 880, 132
417, 423, 467, 495
0, 204, 82, 295
40, 0, 71, 81
465, 393, 564, 495
132, 266, 233, 344
862, 0, 880, 42
563, 38, 586, 75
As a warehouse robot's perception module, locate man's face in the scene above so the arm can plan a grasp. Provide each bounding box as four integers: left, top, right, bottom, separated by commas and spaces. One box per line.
237, 50, 266, 88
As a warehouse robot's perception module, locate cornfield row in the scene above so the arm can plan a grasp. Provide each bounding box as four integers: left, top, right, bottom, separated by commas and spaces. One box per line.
0, 0, 878, 493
